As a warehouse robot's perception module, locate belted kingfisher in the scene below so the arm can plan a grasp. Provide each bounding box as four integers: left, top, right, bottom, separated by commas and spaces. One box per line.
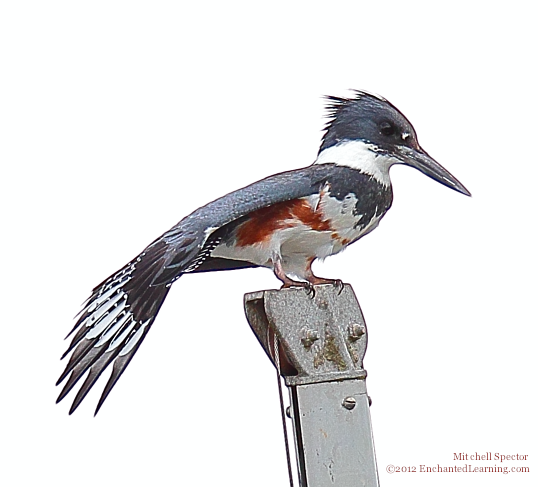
57, 90, 470, 414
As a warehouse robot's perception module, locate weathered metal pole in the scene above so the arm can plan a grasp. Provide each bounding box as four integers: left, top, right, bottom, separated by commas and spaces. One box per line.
244, 284, 379, 487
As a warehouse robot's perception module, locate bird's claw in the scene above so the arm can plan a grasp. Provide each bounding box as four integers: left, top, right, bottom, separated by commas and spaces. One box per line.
303, 282, 316, 298
280, 278, 343, 299
280, 281, 316, 298
333, 279, 344, 295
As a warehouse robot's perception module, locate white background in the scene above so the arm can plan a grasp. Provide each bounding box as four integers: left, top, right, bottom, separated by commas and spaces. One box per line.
1, 1, 536, 486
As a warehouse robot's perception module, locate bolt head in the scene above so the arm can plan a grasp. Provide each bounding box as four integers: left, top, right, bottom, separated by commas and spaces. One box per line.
348, 323, 366, 341
342, 396, 357, 410
300, 326, 319, 347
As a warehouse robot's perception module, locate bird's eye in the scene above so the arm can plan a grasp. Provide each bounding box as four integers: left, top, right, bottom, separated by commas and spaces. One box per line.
380, 121, 395, 136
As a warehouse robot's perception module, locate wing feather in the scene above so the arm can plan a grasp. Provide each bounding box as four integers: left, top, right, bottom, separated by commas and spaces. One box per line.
150, 164, 332, 283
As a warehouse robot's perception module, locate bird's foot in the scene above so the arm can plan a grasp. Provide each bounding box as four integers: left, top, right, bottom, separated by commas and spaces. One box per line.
281, 280, 316, 298
306, 277, 345, 295
273, 256, 316, 297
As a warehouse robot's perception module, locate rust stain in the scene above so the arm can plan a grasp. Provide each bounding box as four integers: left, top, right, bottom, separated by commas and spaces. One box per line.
323, 334, 347, 371
236, 198, 333, 246
313, 347, 325, 368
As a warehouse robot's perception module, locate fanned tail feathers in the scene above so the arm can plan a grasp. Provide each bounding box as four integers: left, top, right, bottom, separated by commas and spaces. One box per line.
57, 242, 171, 415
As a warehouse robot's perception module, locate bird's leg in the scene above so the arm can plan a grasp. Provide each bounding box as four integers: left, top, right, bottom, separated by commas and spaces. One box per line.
303, 258, 344, 293
273, 255, 315, 296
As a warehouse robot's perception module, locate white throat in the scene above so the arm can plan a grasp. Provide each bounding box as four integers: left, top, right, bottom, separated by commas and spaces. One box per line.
314, 140, 397, 186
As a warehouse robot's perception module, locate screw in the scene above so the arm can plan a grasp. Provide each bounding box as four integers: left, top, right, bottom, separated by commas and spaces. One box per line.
300, 327, 319, 348
342, 396, 356, 410
348, 323, 365, 341
286, 406, 291, 418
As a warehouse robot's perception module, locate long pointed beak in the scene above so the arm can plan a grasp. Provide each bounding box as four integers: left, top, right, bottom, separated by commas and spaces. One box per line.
396, 145, 471, 197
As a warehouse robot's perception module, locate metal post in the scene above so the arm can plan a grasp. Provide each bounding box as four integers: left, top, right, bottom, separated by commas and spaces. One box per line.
244, 284, 379, 487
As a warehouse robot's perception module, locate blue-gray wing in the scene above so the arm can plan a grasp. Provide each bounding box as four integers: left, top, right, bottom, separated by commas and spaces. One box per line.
57, 163, 336, 414
152, 164, 336, 283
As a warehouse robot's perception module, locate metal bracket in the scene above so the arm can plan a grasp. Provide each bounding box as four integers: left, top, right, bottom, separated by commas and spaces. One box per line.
244, 284, 379, 487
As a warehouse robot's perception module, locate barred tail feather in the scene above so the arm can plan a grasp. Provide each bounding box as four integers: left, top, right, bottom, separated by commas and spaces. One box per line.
57, 242, 172, 414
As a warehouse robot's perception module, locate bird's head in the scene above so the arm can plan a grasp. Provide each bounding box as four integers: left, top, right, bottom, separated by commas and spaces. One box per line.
317, 90, 471, 196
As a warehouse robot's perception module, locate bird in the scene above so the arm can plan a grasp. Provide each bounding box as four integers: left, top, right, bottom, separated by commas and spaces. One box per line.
57, 90, 471, 414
